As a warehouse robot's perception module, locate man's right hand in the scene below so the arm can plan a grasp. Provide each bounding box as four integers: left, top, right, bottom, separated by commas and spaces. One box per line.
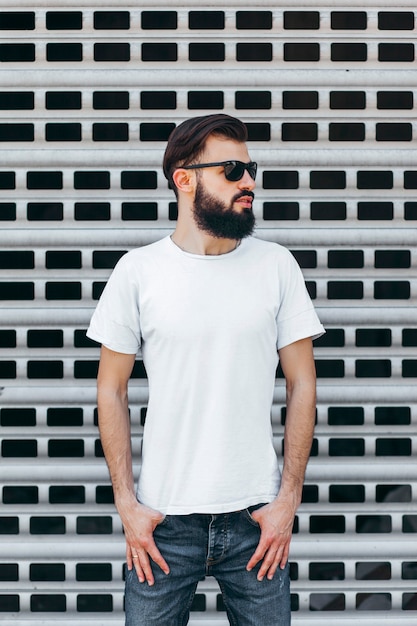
120, 499, 170, 586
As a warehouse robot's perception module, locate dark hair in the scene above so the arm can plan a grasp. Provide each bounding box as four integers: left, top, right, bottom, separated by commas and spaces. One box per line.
163, 114, 248, 194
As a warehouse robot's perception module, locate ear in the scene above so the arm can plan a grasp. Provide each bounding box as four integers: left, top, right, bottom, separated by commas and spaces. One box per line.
172, 168, 195, 194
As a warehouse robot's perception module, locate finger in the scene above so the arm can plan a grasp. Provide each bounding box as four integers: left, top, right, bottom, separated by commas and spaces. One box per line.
147, 539, 170, 575
262, 540, 291, 580
132, 539, 170, 585
246, 539, 268, 571
134, 556, 147, 584
126, 542, 133, 571
128, 544, 145, 583
266, 554, 284, 581
257, 545, 283, 581
278, 542, 290, 570
132, 548, 155, 585
266, 541, 290, 580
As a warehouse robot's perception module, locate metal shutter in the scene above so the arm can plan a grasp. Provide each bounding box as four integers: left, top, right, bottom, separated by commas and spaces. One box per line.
0, 2, 416, 624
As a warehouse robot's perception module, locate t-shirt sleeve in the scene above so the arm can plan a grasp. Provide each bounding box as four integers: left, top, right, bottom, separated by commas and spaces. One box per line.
276, 250, 325, 350
86, 254, 141, 355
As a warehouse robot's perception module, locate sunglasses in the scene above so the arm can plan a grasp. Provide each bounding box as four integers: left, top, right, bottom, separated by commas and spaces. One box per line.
182, 160, 257, 182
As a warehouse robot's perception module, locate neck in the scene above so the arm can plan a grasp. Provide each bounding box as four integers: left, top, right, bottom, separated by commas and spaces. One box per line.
171, 229, 241, 256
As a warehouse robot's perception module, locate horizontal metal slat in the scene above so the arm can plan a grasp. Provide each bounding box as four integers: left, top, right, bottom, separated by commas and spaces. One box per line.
1, 69, 416, 94
1, 383, 416, 404
1, 0, 416, 6
0, 227, 416, 247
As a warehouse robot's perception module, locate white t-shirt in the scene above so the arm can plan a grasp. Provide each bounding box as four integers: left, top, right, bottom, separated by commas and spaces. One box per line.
87, 235, 324, 514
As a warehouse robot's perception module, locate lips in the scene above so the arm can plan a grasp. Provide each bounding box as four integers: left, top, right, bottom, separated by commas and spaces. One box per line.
234, 191, 255, 209
236, 197, 253, 208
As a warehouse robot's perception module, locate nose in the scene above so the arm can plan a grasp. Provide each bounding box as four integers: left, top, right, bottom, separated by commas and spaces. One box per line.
238, 169, 256, 191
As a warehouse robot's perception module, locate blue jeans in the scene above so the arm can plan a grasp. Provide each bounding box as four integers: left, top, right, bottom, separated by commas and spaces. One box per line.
124, 504, 291, 625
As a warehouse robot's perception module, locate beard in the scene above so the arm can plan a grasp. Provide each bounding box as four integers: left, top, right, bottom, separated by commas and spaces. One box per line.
192, 180, 255, 240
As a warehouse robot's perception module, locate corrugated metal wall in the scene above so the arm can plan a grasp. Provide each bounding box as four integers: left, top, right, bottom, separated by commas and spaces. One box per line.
1, 2, 416, 623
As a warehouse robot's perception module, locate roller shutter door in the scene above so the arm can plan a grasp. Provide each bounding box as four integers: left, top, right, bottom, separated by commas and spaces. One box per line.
0, 2, 416, 623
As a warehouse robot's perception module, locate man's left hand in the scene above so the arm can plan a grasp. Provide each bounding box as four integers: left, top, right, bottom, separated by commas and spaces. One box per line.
246, 499, 296, 581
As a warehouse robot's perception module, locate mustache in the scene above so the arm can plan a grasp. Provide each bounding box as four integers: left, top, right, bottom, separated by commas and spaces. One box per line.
233, 190, 255, 202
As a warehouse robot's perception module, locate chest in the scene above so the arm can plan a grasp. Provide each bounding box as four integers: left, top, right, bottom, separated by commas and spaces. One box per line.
138, 261, 280, 344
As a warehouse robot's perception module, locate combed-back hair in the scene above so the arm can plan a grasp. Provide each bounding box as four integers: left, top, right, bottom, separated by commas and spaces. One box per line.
163, 114, 248, 195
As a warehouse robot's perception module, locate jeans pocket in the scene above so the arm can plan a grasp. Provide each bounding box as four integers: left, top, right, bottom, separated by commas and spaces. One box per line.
243, 504, 264, 527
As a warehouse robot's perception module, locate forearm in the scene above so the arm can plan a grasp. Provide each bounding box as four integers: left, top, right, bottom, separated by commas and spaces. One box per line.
278, 378, 316, 506
97, 384, 137, 512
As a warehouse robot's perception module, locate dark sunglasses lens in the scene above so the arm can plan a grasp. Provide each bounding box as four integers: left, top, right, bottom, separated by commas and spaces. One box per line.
248, 163, 257, 180
224, 162, 257, 181
224, 162, 243, 181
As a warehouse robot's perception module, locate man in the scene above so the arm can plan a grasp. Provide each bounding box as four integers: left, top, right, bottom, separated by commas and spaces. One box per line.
87, 113, 324, 625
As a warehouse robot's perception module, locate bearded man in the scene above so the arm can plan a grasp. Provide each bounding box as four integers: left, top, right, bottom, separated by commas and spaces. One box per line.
87, 114, 324, 625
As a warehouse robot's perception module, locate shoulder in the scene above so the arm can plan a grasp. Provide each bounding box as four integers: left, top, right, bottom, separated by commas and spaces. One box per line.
244, 236, 295, 264
243, 238, 303, 287
114, 236, 171, 270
